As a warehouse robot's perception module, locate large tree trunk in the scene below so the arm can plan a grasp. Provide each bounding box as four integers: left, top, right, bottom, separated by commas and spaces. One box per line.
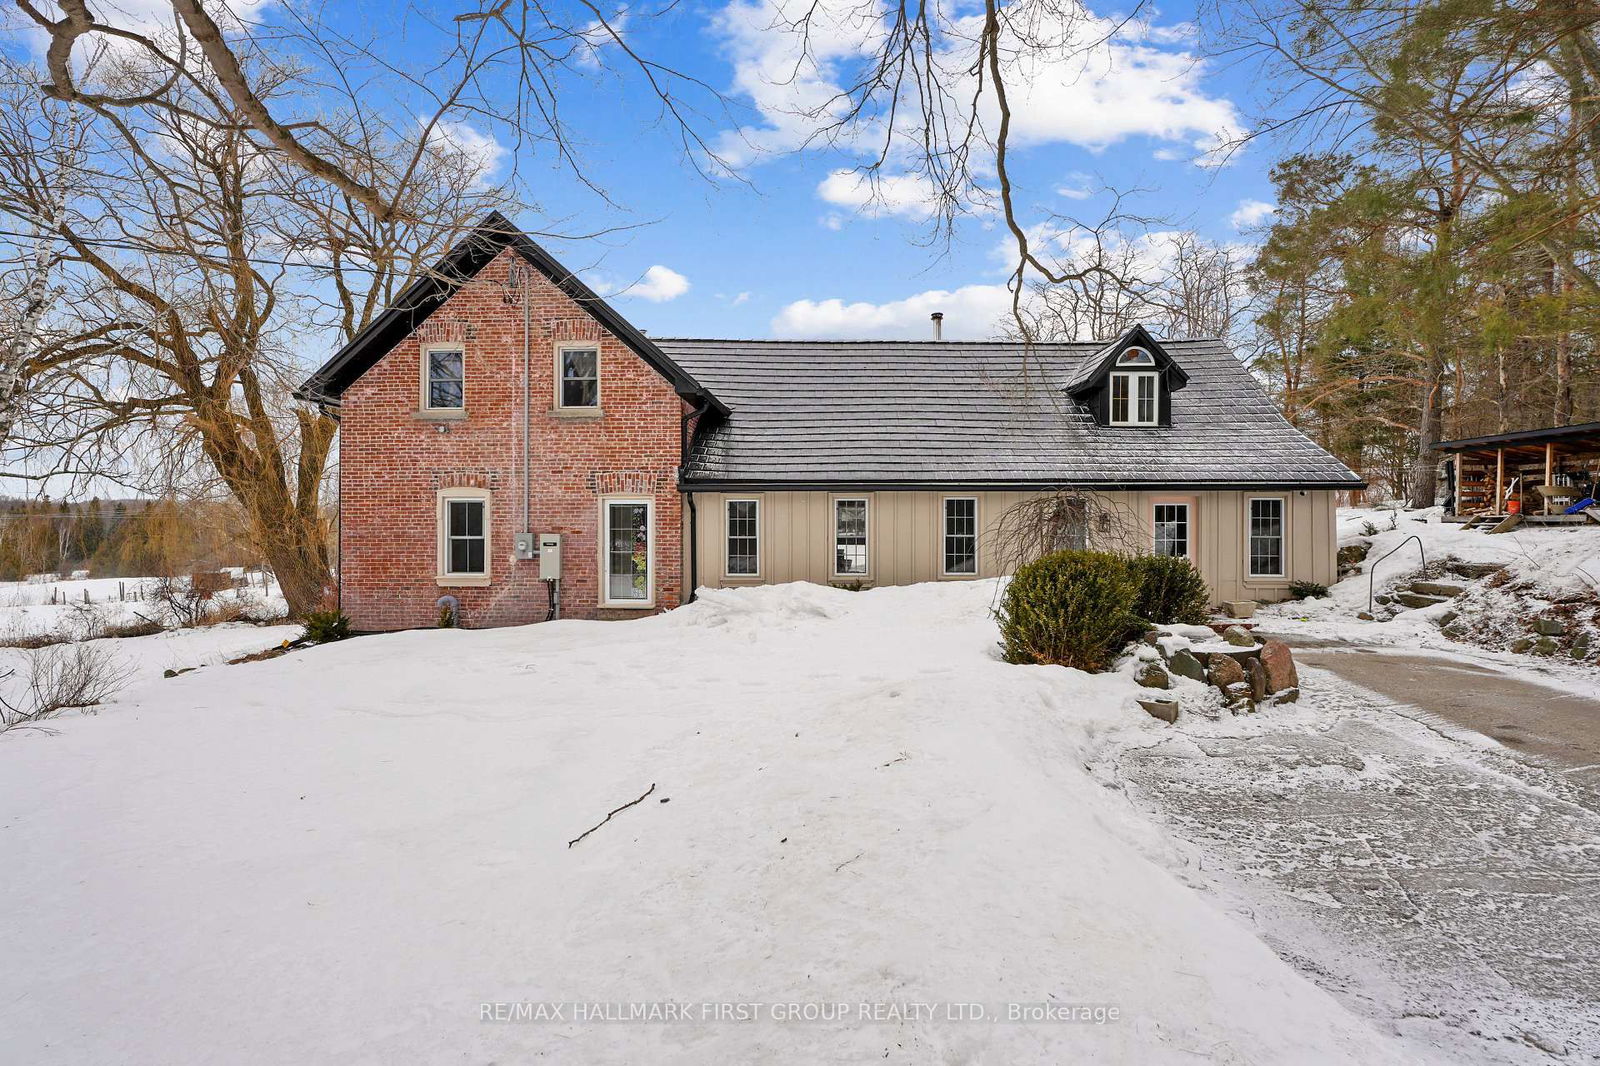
1408, 368, 1444, 508
0, 230, 55, 449
201, 402, 338, 618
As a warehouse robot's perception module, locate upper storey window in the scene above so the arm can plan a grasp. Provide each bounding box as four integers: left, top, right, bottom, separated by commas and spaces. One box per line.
558, 345, 600, 408
1066, 327, 1188, 428
423, 346, 465, 411
1110, 371, 1158, 425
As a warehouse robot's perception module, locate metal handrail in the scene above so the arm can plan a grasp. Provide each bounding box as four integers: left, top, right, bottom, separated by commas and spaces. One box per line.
1368, 534, 1427, 614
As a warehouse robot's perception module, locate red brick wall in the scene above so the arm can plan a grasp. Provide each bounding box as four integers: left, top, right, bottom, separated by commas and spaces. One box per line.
337, 247, 688, 630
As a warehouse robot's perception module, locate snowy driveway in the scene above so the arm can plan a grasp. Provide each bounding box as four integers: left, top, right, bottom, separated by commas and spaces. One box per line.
1112, 666, 1600, 1065
1292, 644, 1600, 793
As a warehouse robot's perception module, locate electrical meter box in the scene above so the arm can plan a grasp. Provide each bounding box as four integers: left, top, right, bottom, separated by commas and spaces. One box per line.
538, 533, 562, 579
513, 532, 537, 561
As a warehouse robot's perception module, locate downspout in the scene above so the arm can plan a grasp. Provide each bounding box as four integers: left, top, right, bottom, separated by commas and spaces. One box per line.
681, 395, 713, 604
320, 400, 343, 615
520, 268, 532, 535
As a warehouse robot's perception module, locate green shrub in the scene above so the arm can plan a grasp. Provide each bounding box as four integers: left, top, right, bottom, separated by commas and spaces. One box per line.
301, 609, 351, 643
1288, 579, 1329, 600
995, 550, 1142, 672
1128, 554, 1211, 626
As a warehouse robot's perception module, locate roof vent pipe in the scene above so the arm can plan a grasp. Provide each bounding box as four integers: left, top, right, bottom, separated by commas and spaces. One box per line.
931, 311, 944, 341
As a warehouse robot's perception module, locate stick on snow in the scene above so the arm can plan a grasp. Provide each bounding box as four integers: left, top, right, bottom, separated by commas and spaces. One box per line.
567, 783, 656, 849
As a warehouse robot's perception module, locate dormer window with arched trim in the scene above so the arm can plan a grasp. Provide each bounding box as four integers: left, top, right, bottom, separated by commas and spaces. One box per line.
1063, 325, 1191, 428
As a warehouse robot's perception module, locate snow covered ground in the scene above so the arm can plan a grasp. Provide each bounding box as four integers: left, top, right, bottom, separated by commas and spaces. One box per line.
2, 580, 1429, 1064
1112, 667, 1600, 1064
0, 572, 287, 642
1259, 506, 1600, 689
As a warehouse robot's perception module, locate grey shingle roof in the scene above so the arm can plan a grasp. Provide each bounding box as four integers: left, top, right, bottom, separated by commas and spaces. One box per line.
660, 337, 1362, 488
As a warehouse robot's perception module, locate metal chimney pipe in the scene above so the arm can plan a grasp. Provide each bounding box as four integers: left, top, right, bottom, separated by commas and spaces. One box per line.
931, 311, 944, 341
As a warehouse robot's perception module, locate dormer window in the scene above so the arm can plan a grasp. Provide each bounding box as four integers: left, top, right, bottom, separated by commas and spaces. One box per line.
1064, 326, 1188, 428
1110, 371, 1159, 425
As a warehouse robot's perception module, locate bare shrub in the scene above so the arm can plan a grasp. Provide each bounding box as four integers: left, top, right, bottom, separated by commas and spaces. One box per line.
1, 644, 131, 733
989, 491, 1147, 578
100, 619, 166, 639
148, 575, 217, 629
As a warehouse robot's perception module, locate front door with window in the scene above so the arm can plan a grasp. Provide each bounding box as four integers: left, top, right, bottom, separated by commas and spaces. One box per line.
603, 500, 652, 605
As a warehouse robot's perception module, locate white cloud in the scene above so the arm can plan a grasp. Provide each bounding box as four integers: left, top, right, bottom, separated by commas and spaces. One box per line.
731, 291, 751, 305
425, 120, 509, 184
713, 0, 875, 168
1230, 199, 1276, 230
1055, 172, 1096, 200
816, 169, 944, 220
771, 284, 1017, 340
715, 0, 1242, 174
575, 13, 630, 69
617, 264, 691, 302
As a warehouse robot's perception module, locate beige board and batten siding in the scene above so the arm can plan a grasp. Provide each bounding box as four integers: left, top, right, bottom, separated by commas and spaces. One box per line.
687, 488, 1337, 605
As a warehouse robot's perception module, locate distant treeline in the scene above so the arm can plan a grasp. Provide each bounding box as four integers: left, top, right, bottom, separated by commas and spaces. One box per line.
0, 498, 267, 582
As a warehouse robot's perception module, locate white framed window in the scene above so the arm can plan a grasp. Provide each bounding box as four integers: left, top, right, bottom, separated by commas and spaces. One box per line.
833, 497, 868, 576
1153, 503, 1189, 558
602, 497, 653, 606
725, 499, 760, 577
557, 344, 600, 408
422, 345, 465, 410
1116, 346, 1155, 366
1247, 497, 1285, 578
1110, 371, 1159, 425
942, 497, 978, 575
437, 487, 490, 585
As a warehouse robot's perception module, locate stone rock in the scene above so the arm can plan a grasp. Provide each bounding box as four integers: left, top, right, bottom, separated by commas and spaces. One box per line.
1436, 610, 1458, 628
1224, 682, 1256, 712
1207, 653, 1246, 692
1533, 617, 1565, 637
1137, 696, 1179, 724
1375, 594, 1392, 606
1447, 560, 1506, 579
1220, 599, 1256, 619
1409, 580, 1466, 598
1168, 648, 1206, 682
1534, 636, 1560, 656
1271, 686, 1300, 705
1509, 636, 1536, 654
1357, 611, 1375, 621
1394, 591, 1451, 609
1574, 646, 1593, 660
1223, 625, 1256, 647
1245, 656, 1268, 702
1135, 661, 1171, 690
1337, 542, 1370, 568
1259, 639, 1298, 694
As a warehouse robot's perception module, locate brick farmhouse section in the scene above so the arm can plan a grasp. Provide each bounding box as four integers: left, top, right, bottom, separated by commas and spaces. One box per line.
337, 247, 688, 630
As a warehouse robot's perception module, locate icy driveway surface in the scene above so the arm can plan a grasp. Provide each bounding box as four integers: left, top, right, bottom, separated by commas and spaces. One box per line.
1111, 666, 1600, 1065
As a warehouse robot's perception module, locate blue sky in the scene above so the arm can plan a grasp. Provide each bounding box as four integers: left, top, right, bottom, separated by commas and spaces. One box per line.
5, 0, 1279, 347
400, 0, 1279, 344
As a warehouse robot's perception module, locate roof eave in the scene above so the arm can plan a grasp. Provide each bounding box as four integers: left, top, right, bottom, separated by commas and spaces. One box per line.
294, 211, 727, 415
679, 476, 1368, 492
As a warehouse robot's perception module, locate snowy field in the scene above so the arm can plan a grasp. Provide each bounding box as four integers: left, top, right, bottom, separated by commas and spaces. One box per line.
0, 571, 287, 642
2, 580, 1425, 1064
0, 572, 296, 719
